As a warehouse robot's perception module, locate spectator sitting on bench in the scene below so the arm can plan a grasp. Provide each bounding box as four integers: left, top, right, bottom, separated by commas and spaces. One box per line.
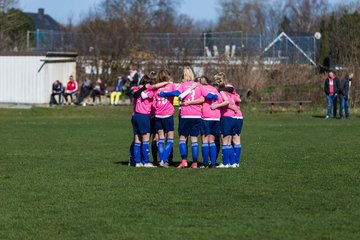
63, 75, 78, 105
91, 78, 105, 105
110, 76, 126, 106
76, 78, 93, 105
49, 80, 64, 107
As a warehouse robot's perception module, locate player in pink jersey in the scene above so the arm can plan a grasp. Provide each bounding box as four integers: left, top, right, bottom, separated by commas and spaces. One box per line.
230, 92, 243, 168
152, 69, 178, 167
129, 75, 157, 167
198, 76, 222, 168
160, 66, 204, 168
219, 81, 243, 168
132, 70, 175, 167
210, 72, 240, 168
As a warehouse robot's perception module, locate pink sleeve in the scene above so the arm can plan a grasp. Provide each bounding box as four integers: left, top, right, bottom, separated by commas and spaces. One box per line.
178, 83, 184, 93
220, 91, 229, 101
145, 89, 154, 98
132, 86, 140, 92
202, 85, 210, 97
217, 93, 224, 103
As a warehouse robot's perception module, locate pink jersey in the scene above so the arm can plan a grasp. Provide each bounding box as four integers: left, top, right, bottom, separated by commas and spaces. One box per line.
153, 83, 177, 118
134, 89, 154, 114
232, 93, 243, 119
131, 86, 140, 116
220, 91, 236, 117
178, 81, 203, 118
201, 84, 222, 120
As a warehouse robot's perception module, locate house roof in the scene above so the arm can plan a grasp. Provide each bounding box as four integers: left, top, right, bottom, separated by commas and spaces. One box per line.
24, 8, 61, 31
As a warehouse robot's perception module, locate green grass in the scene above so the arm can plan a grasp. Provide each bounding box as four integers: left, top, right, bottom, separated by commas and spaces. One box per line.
0, 105, 359, 239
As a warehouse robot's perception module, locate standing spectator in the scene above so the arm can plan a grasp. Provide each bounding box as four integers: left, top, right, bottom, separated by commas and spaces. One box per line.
339, 73, 354, 119
91, 78, 105, 105
49, 80, 64, 107
324, 71, 340, 119
110, 76, 126, 105
63, 75, 78, 105
76, 78, 93, 105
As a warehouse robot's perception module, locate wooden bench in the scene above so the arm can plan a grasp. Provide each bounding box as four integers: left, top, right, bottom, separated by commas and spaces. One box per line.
261, 100, 312, 113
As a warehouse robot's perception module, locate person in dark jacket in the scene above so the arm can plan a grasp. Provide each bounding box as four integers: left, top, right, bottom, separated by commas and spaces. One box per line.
339, 73, 353, 119
76, 78, 93, 105
324, 71, 340, 119
49, 80, 64, 107
91, 78, 106, 104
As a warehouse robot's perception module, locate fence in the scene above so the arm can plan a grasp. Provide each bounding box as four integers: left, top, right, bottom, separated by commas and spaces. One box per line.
27, 30, 318, 65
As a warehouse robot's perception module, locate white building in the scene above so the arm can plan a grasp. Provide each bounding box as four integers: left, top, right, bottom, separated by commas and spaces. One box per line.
0, 52, 77, 106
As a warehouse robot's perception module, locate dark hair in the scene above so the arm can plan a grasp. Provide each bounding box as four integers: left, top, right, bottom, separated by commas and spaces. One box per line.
156, 69, 171, 83
139, 75, 152, 85
201, 75, 213, 85
149, 71, 157, 80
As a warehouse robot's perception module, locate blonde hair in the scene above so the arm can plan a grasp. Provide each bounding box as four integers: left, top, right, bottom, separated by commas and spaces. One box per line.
181, 66, 195, 82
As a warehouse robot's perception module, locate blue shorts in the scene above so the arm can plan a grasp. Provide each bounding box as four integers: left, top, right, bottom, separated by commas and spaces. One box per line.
201, 119, 221, 136
235, 118, 243, 135
155, 116, 174, 132
221, 116, 238, 136
179, 118, 201, 137
132, 113, 151, 135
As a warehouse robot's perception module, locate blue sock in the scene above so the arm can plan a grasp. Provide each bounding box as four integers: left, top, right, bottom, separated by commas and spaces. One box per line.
163, 138, 174, 162
209, 141, 217, 165
229, 145, 235, 165
222, 145, 229, 165
142, 141, 150, 164
158, 138, 165, 161
179, 140, 187, 160
134, 143, 141, 164
151, 140, 158, 162
202, 143, 209, 165
192, 142, 199, 163
234, 144, 242, 165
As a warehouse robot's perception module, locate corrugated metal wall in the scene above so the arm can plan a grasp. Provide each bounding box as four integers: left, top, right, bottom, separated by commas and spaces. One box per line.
0, 55, 76, 105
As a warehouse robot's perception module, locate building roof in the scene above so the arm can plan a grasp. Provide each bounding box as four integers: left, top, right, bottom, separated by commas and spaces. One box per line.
24, 8, 61, 31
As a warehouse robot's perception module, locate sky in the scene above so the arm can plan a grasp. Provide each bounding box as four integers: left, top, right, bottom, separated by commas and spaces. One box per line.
19, 0, 219, 25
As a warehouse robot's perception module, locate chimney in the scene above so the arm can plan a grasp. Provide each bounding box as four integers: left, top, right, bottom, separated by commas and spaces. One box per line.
38, 8, 44, 19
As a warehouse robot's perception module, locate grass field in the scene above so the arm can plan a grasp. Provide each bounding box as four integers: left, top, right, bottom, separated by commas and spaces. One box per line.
1, 105, 359, 239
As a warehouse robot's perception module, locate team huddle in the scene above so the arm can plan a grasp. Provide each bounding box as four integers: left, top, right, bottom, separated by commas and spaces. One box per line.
129, 67, 243, 169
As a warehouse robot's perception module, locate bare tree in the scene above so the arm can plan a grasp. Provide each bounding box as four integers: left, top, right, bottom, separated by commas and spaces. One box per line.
0, 0, 18, 12
283, 0, 329, 33
0, 7, 34, 51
